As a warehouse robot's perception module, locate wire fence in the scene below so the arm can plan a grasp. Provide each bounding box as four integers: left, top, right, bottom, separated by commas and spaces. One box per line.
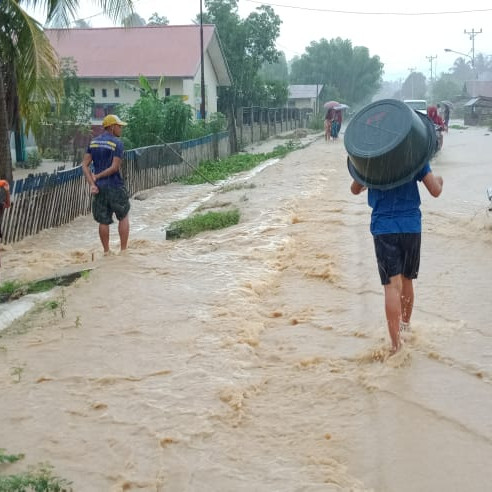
1, 132, 230, 245
2, 106, 310, 244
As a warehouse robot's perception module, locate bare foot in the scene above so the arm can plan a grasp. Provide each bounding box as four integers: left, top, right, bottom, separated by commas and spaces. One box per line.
389, 343, 401, 356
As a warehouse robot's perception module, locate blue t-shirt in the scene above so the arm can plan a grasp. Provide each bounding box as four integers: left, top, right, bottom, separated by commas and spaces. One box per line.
87, 132, 125, 188
368, 162, 431, 235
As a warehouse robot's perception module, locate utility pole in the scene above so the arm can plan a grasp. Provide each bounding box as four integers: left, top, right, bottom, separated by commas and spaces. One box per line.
426, 55, 437, 83
199, 0, 206, 120
464, 27, 482, 77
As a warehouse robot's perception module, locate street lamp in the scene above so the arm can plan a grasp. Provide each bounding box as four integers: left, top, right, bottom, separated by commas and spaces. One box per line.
444, 48, 473, 66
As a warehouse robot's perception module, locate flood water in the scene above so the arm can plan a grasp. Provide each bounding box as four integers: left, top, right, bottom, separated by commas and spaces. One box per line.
1, 125, 492, 491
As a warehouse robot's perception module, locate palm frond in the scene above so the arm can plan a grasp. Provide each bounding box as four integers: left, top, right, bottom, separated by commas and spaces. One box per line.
8, 2, 62, 132
21, 0, 80, 28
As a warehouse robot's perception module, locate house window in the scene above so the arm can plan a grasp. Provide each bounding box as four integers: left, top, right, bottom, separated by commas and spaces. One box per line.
114, 88, 120, 98
102, 88, 107, 98
165, 88, 170, 97
90, 88, 95, 97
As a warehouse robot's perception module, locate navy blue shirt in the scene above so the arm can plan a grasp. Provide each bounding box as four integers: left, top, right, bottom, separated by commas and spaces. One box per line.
87, 132, 124, 188
368, 162, 431, 235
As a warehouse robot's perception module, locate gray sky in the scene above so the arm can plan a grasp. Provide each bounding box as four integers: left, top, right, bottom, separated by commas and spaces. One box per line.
32, 0, 492, 81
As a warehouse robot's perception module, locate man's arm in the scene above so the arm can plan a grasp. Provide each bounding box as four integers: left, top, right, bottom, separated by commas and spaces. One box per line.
351, 180, 367, 195
93, 156, 122, 181
80, 152, 99, 194
422, 172, 443, 197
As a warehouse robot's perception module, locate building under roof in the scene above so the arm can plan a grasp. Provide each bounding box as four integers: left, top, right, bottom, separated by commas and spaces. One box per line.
45, 25, 232, 122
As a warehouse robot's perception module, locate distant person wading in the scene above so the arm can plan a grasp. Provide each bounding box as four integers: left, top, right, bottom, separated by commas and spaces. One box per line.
81, 115, 130, 255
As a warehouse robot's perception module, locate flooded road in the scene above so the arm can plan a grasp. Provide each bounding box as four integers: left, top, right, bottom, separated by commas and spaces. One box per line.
1, 126, 492, 491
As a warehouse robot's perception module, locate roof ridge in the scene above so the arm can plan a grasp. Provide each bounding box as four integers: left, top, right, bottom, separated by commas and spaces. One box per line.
45, 24, 215, 32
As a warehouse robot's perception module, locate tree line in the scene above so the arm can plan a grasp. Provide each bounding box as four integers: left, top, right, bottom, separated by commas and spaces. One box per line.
2, 0, 489, 180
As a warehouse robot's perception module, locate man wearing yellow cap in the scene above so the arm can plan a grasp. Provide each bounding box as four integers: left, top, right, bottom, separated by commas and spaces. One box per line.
81, 114, 130, 254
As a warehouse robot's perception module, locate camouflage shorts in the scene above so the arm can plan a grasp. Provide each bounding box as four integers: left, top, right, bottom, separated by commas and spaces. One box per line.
92, 186, 130, 225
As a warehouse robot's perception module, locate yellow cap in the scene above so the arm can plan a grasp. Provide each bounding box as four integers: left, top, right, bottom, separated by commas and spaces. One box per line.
102, 114, 127, 127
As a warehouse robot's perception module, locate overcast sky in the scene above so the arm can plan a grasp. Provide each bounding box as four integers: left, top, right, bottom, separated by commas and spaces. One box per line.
31, 0, 492, 82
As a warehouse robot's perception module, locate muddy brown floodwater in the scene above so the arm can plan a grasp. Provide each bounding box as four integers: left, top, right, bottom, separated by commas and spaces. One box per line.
1, 125, 492, 491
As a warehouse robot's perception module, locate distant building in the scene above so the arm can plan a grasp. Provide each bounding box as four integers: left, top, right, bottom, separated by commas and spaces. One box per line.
45, 25, 232, 125
288, 85, 323, 112
463, 81, 492, 126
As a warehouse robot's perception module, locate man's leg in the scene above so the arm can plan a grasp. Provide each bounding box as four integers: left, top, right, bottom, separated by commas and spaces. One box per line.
401, 276, 414, 324
99, 223, 110, 253
384, 274, 402, 352
118, 214, 129, 251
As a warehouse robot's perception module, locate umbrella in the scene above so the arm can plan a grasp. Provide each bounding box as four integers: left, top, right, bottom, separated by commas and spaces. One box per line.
333, 103, 349, 110
324, 100, 340, 109
441, 100, 454, 109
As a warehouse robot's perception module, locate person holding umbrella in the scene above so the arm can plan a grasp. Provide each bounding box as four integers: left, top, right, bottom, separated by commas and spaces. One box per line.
324, 102, 348, 141
441, 101, 452, 131
324, 101, 339, 141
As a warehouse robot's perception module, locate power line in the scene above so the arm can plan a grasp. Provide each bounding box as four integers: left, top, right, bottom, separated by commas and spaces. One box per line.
245, 0, 492, 16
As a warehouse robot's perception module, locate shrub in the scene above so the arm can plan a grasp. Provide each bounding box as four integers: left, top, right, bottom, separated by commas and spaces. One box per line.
308, 113, 325, 131
25, 150, 42, 169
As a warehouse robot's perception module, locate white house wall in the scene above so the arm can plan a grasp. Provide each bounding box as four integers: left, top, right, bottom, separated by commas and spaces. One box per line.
82, 51, 219, 126
191, 50, 219, 118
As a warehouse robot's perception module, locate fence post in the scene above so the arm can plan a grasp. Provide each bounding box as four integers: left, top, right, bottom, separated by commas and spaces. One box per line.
237, 107, 243, 150
259, 107, 263, 141
250, 106, 254, 144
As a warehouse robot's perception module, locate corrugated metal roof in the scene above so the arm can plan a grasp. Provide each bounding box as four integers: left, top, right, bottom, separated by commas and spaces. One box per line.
288, 85, 323, 99
464, 96, 492, 106
45, 25, 231, 85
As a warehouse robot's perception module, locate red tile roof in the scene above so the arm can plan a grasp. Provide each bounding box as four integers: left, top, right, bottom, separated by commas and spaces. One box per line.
45, 25, 230, 83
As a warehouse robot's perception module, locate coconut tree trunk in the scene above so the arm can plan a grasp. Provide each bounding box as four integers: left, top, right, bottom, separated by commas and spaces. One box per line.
0, 61, 13, 182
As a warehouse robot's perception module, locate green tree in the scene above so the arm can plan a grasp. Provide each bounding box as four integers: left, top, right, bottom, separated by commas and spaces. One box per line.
147, 13, 169, 26
449, 57, 473, 84
0, 0, 135, 181
120, 76, 226, 148
431, 74, 462, 104
401, 71, 427, 100
201, 0, 282, 150
259, 52, 289, 82
119, 76, 192, 147
290, 38, 383, 108
122, 12, 146, 27
37, 58, 93, 163
74, 19, 92, 28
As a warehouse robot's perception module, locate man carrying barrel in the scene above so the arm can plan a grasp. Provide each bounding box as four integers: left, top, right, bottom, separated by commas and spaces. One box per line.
347, 99, 444, 354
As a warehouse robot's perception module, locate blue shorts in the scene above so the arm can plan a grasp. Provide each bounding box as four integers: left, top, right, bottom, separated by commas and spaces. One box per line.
373, 233, 421, 285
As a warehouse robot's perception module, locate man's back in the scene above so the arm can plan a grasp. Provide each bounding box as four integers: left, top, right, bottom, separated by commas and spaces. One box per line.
89, 132, 124, 187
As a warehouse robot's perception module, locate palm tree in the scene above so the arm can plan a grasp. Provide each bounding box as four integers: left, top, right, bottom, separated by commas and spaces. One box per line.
0, 0, 135, 181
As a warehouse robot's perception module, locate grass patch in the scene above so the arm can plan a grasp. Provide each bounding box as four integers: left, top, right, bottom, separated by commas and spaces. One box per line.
449, 124, 467, 130
166, 209, 240, 239
0, 281, 23, 297
180, 141, 300, 185
0, 270, 91, 304
0, 450, 24, 464
0, 449, 71, 491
